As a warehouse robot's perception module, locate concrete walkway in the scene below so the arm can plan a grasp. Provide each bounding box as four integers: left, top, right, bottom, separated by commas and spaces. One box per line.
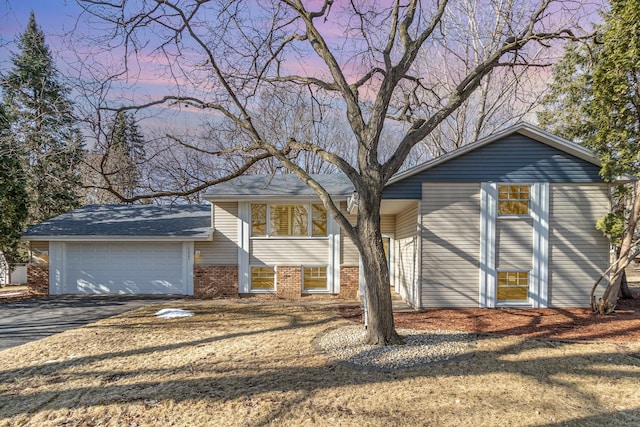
392, 295, 415, 312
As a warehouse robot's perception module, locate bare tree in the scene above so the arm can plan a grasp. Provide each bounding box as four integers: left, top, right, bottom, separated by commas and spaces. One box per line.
76, 0, 594, 345
396, 0, 556, 162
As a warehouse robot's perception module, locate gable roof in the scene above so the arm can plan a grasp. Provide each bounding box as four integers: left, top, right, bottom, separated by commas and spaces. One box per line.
204, 173, 354, 200
387, 123, 600, 186
22, 204, 213, 241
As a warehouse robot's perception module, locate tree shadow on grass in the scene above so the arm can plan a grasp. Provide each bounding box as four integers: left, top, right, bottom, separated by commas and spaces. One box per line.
1, 304, 639, 425
536, 408, 640, 426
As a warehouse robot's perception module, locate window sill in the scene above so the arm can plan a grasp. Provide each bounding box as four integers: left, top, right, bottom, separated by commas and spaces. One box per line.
497, 215, 531, 220
250, 236, 330, 240
496, 301, 531, 308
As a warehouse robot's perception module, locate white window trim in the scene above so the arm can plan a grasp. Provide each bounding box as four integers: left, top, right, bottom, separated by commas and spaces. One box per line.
480, 182, 549, 308
479, 183, 497, 307
327, 214, 340, 294
240, 201, 340, 295
530, 182, 549, 308
238, 202, 250, 293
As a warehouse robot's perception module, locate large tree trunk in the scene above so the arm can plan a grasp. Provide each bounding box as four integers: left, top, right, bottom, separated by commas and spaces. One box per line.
356, 191, 404, 346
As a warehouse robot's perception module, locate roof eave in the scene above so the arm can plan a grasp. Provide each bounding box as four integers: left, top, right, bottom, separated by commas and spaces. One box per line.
22, 233, 214, 242
204, 194, 351, 202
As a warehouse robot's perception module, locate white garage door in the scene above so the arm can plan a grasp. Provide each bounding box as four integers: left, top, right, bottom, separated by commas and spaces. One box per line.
61, 242, 190, 295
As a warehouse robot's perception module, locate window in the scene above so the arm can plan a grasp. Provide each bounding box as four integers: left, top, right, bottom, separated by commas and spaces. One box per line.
498, 185, 530, 215
311, 204, 327, 237
303, 266, 327, 291
251, 204, 267, 236
251, 266, 275, 290
497, 271, 529, 301
271, 204, 308, 236
250, 203, 327, 237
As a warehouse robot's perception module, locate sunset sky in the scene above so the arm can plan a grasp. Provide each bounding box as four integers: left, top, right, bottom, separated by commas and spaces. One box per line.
0, 0, 608, 140
1, 0, 216, 133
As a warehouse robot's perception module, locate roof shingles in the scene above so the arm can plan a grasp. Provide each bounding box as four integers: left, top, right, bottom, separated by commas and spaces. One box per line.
204, 174, 354, 198
22, 204, 212, 239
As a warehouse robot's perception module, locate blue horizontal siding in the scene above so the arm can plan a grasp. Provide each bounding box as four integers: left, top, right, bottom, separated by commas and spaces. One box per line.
384, 135, 603, 200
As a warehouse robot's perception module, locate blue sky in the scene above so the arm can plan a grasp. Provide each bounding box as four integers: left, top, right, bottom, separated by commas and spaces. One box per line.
1, 0, 212, 134
1, 1, 83, 54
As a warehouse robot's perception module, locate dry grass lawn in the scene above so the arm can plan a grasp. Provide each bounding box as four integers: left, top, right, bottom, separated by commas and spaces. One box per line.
1, 301, 640, 426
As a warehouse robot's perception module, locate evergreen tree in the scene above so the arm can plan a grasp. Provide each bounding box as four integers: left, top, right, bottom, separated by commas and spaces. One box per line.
587, 0, 640, 313
1, 11, 82, 224
81, 110, 146, 204
538, 38, 601, 142
539, 1, 640, 312
107, 110, 145, 200
0, 104, 29, 264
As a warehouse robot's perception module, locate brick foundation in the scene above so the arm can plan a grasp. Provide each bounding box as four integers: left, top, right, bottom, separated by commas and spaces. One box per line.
276, 266, 302, 300
27, 264, 49, 295
194, 265, 239, 298
340, 266, 359, 299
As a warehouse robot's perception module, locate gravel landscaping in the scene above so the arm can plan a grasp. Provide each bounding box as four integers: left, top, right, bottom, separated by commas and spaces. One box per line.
314, 325, 475, 371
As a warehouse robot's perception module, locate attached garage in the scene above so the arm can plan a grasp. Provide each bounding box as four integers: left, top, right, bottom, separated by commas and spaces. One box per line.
52, 242, 192, 295
23, 205, 213, 296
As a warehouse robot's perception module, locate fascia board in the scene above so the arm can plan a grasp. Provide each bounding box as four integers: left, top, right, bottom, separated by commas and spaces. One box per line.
204, 195, 350, 202
22, 234, 213, 242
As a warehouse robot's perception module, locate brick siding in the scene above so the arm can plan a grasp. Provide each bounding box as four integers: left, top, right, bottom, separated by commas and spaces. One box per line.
194, 265, 239, 298
27, 264, 49, 295
276, 265, 302, 300
339, 266, 359, 299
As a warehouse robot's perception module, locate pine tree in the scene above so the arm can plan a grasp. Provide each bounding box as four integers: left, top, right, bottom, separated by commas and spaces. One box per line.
539, 1, 640, 312
0, 104, 29, 264
81, 110, 146, 203
538, 38, 601, 143
587, 0, 640, 313
107, 110, 145, 200
1, 11, 82, 224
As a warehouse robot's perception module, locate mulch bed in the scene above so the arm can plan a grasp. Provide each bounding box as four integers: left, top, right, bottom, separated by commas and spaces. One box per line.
340, 291, 640, 343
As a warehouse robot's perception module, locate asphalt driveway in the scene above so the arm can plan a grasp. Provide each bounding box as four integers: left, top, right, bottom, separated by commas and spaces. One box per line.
0, 295, 178, 351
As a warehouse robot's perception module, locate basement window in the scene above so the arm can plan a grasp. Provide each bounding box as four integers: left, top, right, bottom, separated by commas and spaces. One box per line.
303, 266, 328, 291
250, 266, 275, 291
497, 271, 529, 301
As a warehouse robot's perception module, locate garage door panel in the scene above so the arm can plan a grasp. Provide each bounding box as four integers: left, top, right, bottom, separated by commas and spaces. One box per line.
63, 242, 188, 295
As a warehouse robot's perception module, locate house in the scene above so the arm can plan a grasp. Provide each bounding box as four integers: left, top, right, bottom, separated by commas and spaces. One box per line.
23, 123, 612, 308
